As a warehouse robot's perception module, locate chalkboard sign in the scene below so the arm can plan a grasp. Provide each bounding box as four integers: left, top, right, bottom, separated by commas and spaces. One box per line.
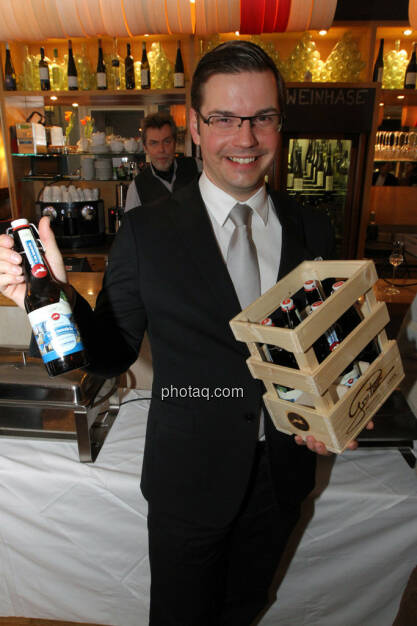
284, 86, 376, 134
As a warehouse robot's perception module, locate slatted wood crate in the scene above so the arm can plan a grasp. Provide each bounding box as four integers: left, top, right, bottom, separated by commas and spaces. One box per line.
230, 260, 405, 453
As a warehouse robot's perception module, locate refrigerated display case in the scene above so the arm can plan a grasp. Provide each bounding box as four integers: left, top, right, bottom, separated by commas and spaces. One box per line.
279, 84, 377, 260
284, 136, 353, 258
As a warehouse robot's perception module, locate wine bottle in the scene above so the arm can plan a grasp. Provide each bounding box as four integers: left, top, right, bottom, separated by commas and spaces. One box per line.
39, 47, 50, 91
96, 39, 107, 89
51, 48, 63, 91
174, 40, 185, 88
404, 43, 417, 89
304, 140, 313, 178
287, 141, 294, 188
67, 40, 78, 90
140, 42, 150, 89
4, 43, 16, 91
110, 38, 121, 91
125, 43, 135, 90
315, 145, 325, 188
324, 152, 334, 192
339, 150, 349, 187
373, 39, 384, 84
366, 210, 378, 241
311, 141, 319, 183
293, 147, 303, 191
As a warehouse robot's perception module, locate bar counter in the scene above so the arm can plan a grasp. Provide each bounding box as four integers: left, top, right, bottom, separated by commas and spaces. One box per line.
1, 275, 416, 309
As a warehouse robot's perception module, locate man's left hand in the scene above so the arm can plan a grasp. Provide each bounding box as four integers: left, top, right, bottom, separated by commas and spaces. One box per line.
294, 420, 374, 456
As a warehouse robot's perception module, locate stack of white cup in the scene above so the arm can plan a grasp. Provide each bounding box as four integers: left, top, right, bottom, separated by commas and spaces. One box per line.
94, 158, 112, 180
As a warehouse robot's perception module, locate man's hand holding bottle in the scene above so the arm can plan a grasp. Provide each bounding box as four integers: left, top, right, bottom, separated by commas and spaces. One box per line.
0, 216, 67, 308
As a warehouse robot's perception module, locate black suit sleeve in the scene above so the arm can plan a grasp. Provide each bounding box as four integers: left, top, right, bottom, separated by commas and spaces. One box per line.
74, 215, 147, 378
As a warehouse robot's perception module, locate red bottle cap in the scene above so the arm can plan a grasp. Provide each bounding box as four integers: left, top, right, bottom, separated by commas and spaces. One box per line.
303, 279, 317, 291
311, 301, 323, 310
281, 298, 294, 311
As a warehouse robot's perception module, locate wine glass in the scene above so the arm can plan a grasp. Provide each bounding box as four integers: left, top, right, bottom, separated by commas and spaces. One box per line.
385, 240, 404, 295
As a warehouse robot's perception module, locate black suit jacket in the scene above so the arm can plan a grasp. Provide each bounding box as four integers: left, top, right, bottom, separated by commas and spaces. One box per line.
74, 180, 334, 527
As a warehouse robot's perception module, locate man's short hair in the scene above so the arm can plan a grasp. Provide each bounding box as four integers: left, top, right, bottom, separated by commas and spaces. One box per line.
142, 112, 177, 146
191, 40, 286, 121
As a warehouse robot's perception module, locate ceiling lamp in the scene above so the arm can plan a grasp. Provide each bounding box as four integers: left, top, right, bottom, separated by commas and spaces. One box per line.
99, 0, 130, 37
309, 0, 337, 30
0, 0, 337, 40
240, 0, 337, 34
286, 0, 314, 32
55, 0, 87, 38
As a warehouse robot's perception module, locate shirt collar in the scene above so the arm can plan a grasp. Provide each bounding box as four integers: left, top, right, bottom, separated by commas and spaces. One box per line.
199, 171, 269, 227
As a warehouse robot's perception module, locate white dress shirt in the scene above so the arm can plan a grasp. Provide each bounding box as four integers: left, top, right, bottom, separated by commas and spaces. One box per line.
199, 172, 282, 439
199, 172, 282, 294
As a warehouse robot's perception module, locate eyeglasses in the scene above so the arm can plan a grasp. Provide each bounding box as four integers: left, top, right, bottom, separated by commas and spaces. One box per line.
197, 112, 283, 135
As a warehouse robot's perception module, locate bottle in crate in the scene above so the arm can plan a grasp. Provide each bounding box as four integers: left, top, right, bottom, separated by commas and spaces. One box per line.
261, 301, 303, 403
331, 280, 380, 363
9, 219, 88, 377
310, 300, 360, 387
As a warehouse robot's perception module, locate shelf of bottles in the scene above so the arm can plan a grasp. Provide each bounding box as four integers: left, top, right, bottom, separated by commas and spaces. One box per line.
3, 38, 185, 93
286, 137, 352, 254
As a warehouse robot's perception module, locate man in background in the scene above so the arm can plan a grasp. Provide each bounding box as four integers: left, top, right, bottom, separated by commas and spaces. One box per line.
124, 111, 201, 211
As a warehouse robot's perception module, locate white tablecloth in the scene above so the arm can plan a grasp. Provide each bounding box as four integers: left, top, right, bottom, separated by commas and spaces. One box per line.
0, 390, 416, 626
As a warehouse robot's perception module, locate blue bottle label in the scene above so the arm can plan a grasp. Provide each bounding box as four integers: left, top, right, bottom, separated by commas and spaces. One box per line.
28, 291, 84, 363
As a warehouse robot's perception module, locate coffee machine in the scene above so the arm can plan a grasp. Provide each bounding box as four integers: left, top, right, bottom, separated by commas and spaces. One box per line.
107, 183, 128, 235
36, 191, 105, 249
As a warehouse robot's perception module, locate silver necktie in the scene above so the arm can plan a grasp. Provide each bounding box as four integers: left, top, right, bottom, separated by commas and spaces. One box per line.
227, 203, 261, 309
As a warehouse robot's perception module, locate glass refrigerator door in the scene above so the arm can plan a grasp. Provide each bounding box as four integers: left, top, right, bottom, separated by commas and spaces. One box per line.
284, 136, 357, 259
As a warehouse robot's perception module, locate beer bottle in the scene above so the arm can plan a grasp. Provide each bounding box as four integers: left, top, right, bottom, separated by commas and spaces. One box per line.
303, 279, 325, 311
261, 316, 294, 368
331, 280, 380, 363
9, 219, 88, 377
310, 300, 360, 387
266, 300, 304, 402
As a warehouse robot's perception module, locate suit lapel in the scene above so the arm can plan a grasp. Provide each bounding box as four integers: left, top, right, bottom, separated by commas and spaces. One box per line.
269, 190, 309, 280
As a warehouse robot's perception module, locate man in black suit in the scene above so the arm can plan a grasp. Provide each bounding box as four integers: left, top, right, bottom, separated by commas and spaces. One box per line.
0, 41, 364, 625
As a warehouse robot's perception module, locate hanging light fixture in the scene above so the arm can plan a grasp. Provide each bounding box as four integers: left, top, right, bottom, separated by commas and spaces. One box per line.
409, 0, 417, 29
99, 0, 130, 37
286, 0, 314, 32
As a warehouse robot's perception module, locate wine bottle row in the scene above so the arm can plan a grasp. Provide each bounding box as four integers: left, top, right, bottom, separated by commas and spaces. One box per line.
373, 38, 417, 89
3, 40, 185, 92
287, 139, 350, 193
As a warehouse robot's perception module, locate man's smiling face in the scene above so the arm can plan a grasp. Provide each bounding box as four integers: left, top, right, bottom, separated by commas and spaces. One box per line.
190, 70, 280, 201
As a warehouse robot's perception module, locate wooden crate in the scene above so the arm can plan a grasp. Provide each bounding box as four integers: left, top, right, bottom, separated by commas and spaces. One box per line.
230, 260, 405, 453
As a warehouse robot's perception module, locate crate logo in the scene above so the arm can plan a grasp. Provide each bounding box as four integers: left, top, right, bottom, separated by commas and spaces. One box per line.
31, 263, 47, 278
287, 412, 310, 431
347, 365, 396, 434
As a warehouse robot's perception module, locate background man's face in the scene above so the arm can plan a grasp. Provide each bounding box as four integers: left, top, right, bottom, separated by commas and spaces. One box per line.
144, 124, 176, 171
190, 70, 280, 201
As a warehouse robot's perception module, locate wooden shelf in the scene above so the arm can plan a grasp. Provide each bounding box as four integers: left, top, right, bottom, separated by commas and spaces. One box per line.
380, 89, 417, 106
2, 88, 187, 106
